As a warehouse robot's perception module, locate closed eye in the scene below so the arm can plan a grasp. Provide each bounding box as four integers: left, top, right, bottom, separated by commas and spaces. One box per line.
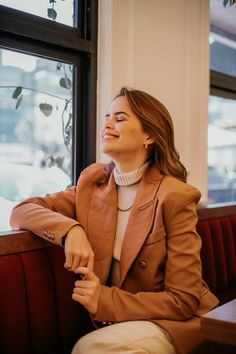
104, 111, 129, 122
116, 115, 126, 122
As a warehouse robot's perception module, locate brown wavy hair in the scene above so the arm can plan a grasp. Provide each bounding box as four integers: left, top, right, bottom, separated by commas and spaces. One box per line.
115, 87, 187, 182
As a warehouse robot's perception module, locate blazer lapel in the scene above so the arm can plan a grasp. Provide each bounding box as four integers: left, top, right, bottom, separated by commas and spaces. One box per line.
119, 166, 163, 286
87, 171, 118, 283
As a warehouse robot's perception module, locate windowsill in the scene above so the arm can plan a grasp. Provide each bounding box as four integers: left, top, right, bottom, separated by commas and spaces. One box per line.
0, 229, 53, 256
0, 229, 23, 236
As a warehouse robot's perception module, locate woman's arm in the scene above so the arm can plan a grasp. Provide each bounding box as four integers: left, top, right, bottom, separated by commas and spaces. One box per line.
10, 187, 79, 244
10, 187, 94, 272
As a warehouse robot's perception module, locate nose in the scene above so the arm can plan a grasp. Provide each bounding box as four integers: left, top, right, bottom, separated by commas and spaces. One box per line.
104, 115, 114, 129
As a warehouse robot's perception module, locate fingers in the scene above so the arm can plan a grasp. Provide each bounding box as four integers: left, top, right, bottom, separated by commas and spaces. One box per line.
77, 252, 90, 268
70, 254, 84, 272
72, 267, 100, 314
74, 281, 94, 291
64, 252, 73, 270
73, 277, 97, 297
75, 266, 90, 278
63, 227, 94, 272
64, 251, 93, 272
72, 293, 84, 304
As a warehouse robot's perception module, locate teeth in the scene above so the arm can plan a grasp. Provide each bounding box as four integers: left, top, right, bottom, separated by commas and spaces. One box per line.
103, 134, 117, 139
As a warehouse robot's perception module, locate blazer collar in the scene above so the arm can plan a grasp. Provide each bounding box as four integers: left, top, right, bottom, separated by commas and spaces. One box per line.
133, 164, 163, 209
99, 163, 163, 208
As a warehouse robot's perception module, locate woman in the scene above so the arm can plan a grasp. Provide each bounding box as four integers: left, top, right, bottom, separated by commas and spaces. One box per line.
10, 87, 218, 354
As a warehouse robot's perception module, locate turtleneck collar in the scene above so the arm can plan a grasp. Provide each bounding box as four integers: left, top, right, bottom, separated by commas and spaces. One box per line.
114, 162, 149, 186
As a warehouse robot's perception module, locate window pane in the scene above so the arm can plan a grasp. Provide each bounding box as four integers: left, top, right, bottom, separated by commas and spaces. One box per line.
208, 95, 236, 204
0, 0, 74, 27
210, 33, 236, 77
0, 49, 73, 231
210, 0, 236, 77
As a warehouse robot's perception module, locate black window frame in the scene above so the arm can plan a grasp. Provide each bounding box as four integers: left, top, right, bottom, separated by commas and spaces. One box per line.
210, 70, 236, 100
0, 1, 98, 183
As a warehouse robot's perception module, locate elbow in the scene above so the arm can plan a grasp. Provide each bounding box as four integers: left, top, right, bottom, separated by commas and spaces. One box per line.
9, 207, 19, 230
9, 202, 26, 230
168, 290, 200, 320
179, 296, 200, 320
179, 300, 199, 319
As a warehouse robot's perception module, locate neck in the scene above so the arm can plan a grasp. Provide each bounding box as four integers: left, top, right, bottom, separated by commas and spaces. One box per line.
103, 148, 149, 173
112, 157, 148, 173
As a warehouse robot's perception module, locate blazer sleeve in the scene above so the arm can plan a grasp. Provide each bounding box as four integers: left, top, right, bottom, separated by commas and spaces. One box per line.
94, 186, 204, 323
10, 186, 80, 246
10, 163, 108, 246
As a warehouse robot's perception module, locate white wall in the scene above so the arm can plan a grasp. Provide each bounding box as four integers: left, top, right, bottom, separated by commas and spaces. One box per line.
97, 0, 210, 203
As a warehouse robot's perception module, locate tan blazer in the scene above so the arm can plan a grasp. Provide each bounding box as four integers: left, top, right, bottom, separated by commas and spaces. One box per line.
10, 163, 219, 354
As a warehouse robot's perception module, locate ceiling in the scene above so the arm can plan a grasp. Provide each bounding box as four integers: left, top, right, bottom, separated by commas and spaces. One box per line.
210, 0, 236, 36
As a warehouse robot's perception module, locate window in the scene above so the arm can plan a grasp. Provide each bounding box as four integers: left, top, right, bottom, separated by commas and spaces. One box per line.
0, 1, 98, 231
208, 0, 236, 204
208, 95, 236, 203
0, 0, 74, 26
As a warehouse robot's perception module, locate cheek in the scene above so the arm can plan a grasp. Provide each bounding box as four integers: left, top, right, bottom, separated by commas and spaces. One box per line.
122, 126, 143, 138
127, 128, 145, 144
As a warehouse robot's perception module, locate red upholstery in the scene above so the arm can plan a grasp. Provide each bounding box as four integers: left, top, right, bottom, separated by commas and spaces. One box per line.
0, 247, 92, 354
197, 215, 236, 303
0, 213, 236, 353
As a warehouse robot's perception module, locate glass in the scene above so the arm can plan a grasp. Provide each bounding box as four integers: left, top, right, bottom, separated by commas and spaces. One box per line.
210, 0, 236, 77
0, 0, 74, 27
210, 32, 236, 77
208, 95, 236, 204
0, 49, 73, 231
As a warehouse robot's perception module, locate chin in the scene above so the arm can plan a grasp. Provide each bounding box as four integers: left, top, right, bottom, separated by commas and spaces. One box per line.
101, 141, 114, 153
100, 145, 117, 158
101, 147, 114, 156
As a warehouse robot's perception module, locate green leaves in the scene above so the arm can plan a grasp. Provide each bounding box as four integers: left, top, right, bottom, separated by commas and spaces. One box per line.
56, 62, 62, 71
12, 86, 23, 109
16, 95, 23, 109
47, 8, 57, 20
47, 0, 64, 21
223, 0, 236, 6
12, 87, 55, 115
39, 103, 53, 117
60, 77, 72, 89
12, 86, 22, 99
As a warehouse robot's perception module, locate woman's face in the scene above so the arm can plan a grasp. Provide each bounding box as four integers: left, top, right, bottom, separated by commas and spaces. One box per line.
100, 96, 150, 165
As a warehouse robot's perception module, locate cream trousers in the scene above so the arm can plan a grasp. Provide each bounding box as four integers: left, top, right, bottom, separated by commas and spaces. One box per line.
72, 320, 176, 354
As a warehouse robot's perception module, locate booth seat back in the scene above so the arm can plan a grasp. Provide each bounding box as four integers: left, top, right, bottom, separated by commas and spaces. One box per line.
0, 205, 236, 354
197, 212, 236, 304
0, 246, 91, 354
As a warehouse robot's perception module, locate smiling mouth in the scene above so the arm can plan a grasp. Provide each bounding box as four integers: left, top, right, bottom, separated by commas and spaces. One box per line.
102, 133, 119, 140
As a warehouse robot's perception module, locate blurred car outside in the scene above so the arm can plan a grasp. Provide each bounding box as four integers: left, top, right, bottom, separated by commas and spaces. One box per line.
208, 166, 236, 204
0, 162, 71, 231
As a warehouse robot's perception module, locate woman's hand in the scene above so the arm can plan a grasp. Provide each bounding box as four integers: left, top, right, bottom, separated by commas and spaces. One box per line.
72, 267, 101, 314
64, 225, 94, 272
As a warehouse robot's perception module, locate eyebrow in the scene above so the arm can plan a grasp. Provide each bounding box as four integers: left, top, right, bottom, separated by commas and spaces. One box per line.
105, 111, 130, 118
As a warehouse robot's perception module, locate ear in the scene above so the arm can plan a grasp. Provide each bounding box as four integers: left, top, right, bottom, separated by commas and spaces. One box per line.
144, 135, 155, 146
